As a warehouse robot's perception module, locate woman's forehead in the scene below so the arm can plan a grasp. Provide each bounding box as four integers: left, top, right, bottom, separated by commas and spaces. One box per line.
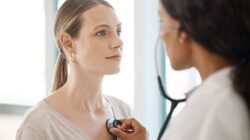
81, 5, 120, 29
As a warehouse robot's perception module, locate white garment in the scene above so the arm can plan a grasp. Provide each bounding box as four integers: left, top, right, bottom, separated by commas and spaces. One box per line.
161, 67, 250, 140
16, 95, 131, 140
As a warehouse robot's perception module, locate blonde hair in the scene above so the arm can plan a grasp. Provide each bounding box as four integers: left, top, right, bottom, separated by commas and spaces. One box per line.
52, 0, 113, 91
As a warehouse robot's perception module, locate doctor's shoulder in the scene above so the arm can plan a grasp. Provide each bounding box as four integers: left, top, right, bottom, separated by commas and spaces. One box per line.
199, 87, 250, 140
104, 95, 132, 118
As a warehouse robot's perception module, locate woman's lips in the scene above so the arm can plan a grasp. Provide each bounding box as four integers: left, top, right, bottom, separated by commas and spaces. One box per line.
106, 55, 122, 60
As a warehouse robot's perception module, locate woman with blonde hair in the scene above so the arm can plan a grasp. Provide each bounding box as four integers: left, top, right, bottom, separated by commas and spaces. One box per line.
16, 0, 131, 139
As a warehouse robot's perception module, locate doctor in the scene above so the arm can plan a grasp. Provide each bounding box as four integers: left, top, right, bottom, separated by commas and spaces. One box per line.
110, 0, 250, 139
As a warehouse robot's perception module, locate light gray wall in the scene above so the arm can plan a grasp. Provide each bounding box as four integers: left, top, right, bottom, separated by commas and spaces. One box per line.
45, 0, 58, 93
134, 1, 166, 139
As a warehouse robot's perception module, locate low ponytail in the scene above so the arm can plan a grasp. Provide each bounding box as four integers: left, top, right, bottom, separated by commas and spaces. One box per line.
51, 53, 68, 92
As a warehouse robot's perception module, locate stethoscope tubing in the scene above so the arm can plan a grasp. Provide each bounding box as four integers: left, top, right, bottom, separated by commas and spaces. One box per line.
154, 35, 187, 140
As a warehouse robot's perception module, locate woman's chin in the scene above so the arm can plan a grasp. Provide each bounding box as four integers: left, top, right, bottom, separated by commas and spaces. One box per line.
105, 68, 120, 75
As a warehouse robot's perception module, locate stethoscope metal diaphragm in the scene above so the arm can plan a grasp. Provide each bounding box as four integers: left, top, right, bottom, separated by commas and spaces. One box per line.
106, 118, 122, 140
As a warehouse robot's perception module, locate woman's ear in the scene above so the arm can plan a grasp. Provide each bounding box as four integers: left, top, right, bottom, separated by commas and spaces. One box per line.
59, 32, 76, 54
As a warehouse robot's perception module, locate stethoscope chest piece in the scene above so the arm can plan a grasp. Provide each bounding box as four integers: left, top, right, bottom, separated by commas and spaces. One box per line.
106, 118, 122, 140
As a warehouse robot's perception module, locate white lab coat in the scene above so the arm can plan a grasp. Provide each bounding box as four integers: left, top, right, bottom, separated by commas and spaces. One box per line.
161, 67, 250, 140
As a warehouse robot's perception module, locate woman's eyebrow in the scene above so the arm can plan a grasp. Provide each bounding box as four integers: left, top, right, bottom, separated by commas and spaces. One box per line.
117, 23, 122, 28
94, 23, 122, 30
94, 24, 110, 30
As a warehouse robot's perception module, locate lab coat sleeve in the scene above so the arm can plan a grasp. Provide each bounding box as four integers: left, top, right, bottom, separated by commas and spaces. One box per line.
16, 125, 44, 140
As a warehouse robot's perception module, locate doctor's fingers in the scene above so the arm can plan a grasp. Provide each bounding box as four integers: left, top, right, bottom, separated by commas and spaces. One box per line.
119, 118, 142, 131
110, 127, 148, 140
112, 118, 149, 140
109, 127, 129, 139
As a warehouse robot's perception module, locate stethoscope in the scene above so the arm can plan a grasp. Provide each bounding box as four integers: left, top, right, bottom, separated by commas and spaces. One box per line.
106, 118, 133, 140
154, 35, 187, 140
105, 35, 189, 140
106, 118, 122, 140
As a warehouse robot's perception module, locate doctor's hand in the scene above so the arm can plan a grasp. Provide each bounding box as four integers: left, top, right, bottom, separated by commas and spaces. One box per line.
109, 118, 149, 140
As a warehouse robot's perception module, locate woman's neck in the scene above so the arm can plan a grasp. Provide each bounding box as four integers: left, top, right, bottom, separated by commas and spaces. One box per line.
57, 71, 108, 112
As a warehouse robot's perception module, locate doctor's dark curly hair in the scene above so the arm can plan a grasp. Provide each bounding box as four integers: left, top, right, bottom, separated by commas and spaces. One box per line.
161, 0, 250, 118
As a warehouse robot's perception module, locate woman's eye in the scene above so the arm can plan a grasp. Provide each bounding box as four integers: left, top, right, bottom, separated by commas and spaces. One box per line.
117, 30, 121, 36
96, 31, 106, 36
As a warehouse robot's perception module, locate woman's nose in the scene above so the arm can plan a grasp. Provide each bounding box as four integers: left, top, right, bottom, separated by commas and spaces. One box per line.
111, 37, 123, 49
